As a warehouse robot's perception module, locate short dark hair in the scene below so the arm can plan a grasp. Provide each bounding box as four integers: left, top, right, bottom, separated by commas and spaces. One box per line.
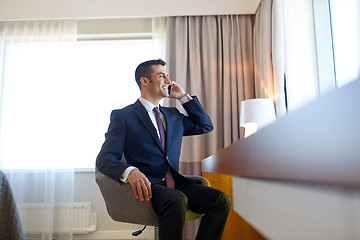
135, 59, 166, 89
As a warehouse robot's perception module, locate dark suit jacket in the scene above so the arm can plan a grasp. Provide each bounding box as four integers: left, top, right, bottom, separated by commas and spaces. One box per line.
96, 96, 213, 183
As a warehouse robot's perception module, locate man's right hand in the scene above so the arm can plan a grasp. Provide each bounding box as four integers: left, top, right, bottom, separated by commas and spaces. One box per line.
127, 169, 152, 201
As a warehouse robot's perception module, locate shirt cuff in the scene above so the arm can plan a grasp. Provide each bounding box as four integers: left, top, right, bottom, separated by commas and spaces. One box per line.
179, 94, 193, 104
120, 166, 138, 183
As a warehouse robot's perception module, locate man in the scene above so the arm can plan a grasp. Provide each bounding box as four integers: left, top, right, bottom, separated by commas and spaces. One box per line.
96, 59, 230, 240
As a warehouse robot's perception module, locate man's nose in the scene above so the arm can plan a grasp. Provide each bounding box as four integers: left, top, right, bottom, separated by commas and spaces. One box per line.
164, 76, 171, 84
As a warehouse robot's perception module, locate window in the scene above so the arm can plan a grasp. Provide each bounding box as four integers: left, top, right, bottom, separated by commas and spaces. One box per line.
0, 38, 153, 169
330, 0, 359, 87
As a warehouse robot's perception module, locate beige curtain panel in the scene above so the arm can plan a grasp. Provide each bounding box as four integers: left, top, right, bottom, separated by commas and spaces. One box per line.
165, 15, 255, 163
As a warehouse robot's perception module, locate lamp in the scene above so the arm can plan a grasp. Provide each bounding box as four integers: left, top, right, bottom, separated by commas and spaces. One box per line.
240, 98, 276, 138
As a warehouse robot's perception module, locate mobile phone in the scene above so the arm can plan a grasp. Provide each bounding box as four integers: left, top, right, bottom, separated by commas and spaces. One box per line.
168, 85, 172, 95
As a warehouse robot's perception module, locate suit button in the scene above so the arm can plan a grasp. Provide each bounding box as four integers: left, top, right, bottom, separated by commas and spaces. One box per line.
166, 156, 169, 160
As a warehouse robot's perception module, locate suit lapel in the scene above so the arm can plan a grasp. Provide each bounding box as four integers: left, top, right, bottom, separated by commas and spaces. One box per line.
133, 100, 164, 152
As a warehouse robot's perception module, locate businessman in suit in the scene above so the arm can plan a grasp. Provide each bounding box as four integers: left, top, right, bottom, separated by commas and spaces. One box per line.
96, 59, 230, 240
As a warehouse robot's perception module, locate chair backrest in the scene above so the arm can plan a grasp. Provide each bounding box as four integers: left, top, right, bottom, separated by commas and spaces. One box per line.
95, 169, 158, 226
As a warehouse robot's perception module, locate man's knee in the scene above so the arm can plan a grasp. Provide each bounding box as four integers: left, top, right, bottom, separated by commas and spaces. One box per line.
215, 190, 231, 214
164, 191, 188, 215
221, 192, 231, 213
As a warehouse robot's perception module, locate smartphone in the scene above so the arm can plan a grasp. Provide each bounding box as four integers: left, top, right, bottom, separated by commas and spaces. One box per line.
168, 85, 172, 95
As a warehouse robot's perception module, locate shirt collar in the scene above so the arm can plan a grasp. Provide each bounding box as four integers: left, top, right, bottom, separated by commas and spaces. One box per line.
139, 97, 159, 113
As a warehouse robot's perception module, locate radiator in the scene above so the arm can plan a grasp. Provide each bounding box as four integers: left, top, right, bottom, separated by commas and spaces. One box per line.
18, 202, 97, 235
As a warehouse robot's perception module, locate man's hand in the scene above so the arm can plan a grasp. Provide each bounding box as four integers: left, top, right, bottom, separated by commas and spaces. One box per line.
127, 169, 152, 201
169, 81, 186, 100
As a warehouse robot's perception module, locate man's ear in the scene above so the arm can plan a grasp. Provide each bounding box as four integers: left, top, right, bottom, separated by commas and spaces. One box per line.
140, 77, 149, 87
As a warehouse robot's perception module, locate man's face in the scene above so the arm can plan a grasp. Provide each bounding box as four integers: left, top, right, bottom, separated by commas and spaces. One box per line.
147, 64, 171, 98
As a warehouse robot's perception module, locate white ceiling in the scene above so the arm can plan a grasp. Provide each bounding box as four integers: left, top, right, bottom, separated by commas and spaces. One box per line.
0, 0, 261, 21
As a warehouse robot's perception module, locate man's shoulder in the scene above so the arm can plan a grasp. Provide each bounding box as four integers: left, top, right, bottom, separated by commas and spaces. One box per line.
112, 100, 141, 112
110, 100, 141, 118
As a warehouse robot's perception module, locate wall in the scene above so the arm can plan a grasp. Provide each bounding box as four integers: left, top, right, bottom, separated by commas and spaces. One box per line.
0, 0, 260, 21
77, 18, 152, 36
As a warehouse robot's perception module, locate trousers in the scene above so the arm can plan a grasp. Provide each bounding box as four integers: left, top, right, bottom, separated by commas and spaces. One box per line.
151, 170, 231, 240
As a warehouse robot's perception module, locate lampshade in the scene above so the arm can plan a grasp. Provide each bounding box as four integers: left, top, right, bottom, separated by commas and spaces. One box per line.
240, 98, 276, 138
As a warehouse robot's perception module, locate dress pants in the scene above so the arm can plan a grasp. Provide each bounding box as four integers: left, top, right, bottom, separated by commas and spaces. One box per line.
151, 171, 231, 240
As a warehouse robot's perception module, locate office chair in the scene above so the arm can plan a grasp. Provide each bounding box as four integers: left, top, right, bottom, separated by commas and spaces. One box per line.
95, 168, 210, 239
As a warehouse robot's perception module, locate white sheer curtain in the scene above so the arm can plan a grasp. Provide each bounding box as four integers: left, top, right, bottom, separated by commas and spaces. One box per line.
254, 0, 320, 116
152, 17, 167, 60
0, 20, 77, 240
256, 0, 359, 116
273, 0, 318, 113
254, 0, 287, 117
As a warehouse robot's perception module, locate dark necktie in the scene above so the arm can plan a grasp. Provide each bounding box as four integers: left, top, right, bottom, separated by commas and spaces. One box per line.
153, 107, 175, 188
